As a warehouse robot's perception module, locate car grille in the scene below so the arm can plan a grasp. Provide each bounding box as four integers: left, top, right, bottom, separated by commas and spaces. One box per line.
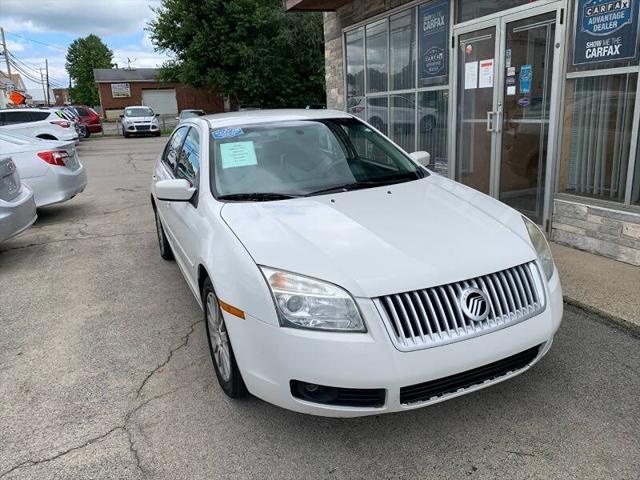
135, 125, 150, 131
399, 345, 541, 405
375, 262, 545, 351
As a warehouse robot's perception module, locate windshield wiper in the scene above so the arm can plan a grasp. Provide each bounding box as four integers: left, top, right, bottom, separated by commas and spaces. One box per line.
217, 192, 300, 202
305, 177, 414, 197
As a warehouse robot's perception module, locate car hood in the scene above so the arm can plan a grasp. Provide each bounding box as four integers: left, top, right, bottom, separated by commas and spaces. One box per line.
221, 175, 537, 298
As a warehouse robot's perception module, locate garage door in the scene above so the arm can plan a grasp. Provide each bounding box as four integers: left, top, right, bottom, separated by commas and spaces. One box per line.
142, 89, 178, 116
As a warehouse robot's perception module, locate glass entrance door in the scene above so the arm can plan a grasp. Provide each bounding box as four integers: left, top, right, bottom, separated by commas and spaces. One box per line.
498, 12, 556, 224
453, 5, 563, 226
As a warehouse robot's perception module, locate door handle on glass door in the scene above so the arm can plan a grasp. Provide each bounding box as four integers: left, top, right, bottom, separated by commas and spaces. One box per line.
486, 111, 495, 132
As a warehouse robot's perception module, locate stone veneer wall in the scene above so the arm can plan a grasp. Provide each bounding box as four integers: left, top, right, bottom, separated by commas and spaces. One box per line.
323, 0, 414, 110
552, 198, 640, 266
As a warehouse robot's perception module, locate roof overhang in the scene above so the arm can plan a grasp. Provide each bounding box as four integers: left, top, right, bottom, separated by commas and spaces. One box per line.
284, 0, 352, 11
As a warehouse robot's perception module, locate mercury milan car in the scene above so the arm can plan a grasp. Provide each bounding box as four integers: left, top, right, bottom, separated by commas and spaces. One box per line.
120, 106, 161, 138
150, 109, 563, 417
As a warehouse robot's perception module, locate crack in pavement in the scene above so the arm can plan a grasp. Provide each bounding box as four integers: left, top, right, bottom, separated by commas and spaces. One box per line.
0, 231, 155, 253
0, 426, 123, 479
0, 318, 199, 479
136, 319, 204, 398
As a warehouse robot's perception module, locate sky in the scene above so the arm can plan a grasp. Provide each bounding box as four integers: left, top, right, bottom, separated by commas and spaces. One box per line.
0, 0, 171, 100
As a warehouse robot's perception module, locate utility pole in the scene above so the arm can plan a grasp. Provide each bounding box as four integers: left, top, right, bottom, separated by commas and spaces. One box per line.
45, 58, 50, 106
1, 27, 12, 78
40, 68, 47, 103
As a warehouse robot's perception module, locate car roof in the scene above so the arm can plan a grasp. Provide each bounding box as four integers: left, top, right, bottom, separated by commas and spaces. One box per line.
203, 109, 352, 129
0, 108, 52, 113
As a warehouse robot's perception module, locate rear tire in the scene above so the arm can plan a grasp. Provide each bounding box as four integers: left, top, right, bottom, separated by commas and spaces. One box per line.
84, 130, 91, 138
154, 209, 174, 261
124, 131, 130, 138
203, 277, 247, 399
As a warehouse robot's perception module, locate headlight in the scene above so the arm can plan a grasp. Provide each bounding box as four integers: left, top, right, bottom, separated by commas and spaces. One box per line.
260, 267, 365, 332
523, 216, 554, 280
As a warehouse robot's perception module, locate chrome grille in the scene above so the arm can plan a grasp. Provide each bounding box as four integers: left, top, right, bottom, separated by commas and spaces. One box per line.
375, 262, 545, 351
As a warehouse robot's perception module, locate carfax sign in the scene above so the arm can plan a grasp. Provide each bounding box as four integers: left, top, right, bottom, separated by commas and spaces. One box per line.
573, 0, 640, 65
419, 0, 449, 84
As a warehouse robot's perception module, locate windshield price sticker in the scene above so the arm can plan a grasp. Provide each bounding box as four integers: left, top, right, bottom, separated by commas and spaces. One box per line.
220, 141, 258, 169
573, 0, 639, 65
213, 128, 244, 140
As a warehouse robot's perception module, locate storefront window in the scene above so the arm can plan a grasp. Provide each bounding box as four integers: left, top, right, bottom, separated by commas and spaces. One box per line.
346, 28, 365, 119
418, 90, 448, 175
559, 74, 637, 202
456, 0, 530, 23
390, 10, 415, 91
366, 96, 389, 135
390, 94, 416, 152
366, 20, 388, 93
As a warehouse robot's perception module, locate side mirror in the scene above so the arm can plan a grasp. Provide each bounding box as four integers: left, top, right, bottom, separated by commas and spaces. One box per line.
175, 116, 180, 120
119, 114, 124, 118
154, 179, 196, 202
409, 151, 431, 167
155, 113, 160, 117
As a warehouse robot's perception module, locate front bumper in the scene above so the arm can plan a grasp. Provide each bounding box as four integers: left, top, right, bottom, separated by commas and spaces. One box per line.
125, 123, 160, 134
0, 186, 37, 243
226, 268, 563, 417
25, 164, 88, 207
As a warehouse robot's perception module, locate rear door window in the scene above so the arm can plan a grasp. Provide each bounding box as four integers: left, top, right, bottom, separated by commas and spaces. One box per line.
31, 111, 51, 121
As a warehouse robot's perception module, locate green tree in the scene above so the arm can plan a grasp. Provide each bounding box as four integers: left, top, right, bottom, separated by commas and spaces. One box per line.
148, 0, 325, 109
65, 34, 113, 105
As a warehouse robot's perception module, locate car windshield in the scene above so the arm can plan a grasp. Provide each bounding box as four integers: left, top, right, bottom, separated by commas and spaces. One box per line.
125, 107, 154, 117
209, 118, 426, 199
181, 110, 204, 119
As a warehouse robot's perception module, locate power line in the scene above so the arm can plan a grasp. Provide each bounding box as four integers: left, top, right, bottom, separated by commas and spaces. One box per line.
3, 30, 66, 51
4, 51, 66, 87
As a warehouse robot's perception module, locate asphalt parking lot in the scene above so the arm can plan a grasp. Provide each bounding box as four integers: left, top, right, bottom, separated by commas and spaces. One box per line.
1, 136, 639, 480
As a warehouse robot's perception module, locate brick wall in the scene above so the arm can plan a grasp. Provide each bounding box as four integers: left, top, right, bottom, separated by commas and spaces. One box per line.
552, 198, 640, 266
323, 0, 413, 109
97, 82, 224, 118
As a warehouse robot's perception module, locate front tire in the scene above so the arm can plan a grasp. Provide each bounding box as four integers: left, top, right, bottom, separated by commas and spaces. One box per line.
203, 278, 247, 399
154, 209, 174, 261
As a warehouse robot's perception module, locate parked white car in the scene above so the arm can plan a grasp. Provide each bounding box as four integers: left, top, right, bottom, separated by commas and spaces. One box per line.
120, 106, 161, 138
150, 109, 563, 417
0, 108, 80, 144
0, 156, 37, 243
0, 131, 87, 207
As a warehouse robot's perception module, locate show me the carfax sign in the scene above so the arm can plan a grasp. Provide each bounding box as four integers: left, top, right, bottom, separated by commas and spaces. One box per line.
574, 0, 640, 65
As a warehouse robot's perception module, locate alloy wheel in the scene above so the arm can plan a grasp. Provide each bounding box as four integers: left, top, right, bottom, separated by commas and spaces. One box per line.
206, 292, 232, 382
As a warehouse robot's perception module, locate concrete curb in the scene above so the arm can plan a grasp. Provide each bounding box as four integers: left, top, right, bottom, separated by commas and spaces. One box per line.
564, 297, 640, 337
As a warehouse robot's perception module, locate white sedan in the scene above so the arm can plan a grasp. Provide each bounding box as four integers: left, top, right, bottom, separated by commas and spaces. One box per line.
150, 110, 563, 417
0, 131, 87, 207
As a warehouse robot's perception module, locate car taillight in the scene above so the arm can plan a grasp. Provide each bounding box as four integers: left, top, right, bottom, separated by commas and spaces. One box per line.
50, 120, 71, 128
37, 150, 69, 166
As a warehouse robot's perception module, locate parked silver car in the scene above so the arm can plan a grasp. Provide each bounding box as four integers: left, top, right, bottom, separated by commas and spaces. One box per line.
0, 156, 37, 243
120, 106, 161, 138
0, 131, 87, 207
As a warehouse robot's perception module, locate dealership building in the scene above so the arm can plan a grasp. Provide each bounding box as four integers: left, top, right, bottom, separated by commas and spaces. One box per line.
286, 0, 640, 266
